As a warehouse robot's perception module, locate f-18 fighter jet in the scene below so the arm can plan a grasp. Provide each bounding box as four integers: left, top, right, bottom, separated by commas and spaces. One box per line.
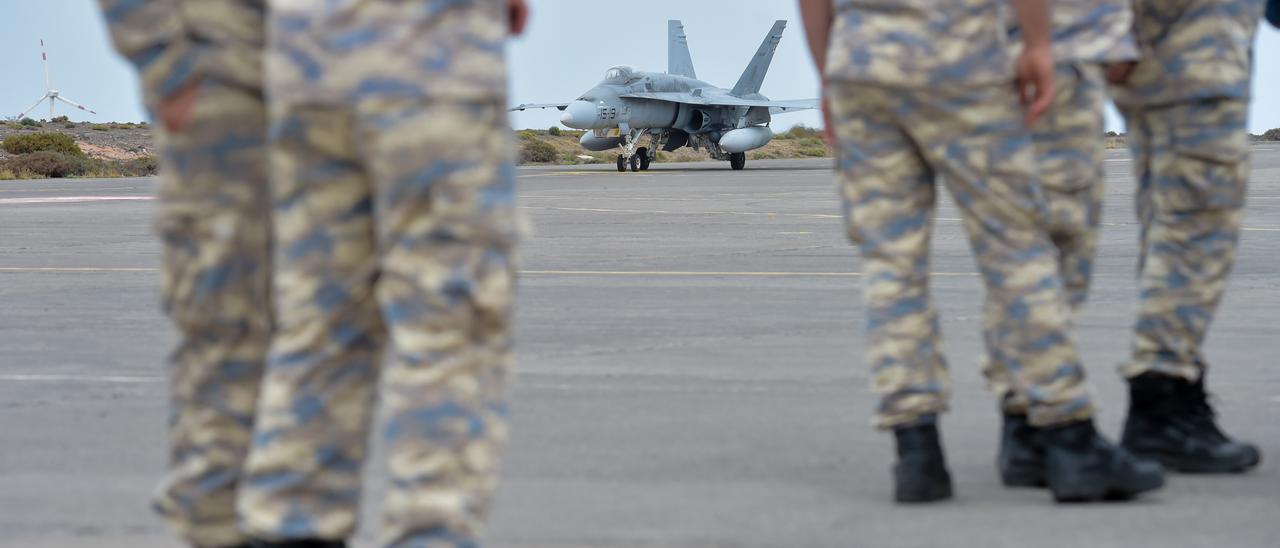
513, 20, 818, 171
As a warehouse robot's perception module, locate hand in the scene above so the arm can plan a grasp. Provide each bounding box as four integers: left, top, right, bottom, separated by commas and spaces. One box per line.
1105, 61, 1137, 85
158, 79, 201, 133
821, 95, 836, 149
1014, 46, 1055, 128
508, 0, 529, 36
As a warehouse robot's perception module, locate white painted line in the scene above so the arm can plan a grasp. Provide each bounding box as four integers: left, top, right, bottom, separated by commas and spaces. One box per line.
0, 267, 157, 272
0, 266, 978, 278
0, 373, 160, 384
524, 206, 843, 219
0, 196, 154, 205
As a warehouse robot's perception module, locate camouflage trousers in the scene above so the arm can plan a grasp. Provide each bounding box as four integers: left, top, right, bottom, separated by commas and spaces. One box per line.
237, 99, 518, 547
1116, 98, 1249, 381
828, 82, 1094, 430
983, 64, 1107, 414
150, 79, 272, 548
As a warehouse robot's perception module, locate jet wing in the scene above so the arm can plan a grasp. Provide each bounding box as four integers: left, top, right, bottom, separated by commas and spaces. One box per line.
618, 92, 818, 112
509, 103, 571, 112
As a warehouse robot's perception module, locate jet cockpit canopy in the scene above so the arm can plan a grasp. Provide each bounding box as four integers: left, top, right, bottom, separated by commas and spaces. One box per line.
604, 65, 637, 83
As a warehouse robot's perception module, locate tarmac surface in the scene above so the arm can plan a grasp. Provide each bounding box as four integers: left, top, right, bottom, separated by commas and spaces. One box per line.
1, 147, 1279, 548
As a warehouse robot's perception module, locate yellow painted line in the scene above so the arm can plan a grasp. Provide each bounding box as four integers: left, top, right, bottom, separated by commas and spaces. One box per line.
0, 267, 979, 278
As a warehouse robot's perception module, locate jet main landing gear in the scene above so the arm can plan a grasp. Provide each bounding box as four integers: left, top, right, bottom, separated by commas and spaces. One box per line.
729, 152, 746, 171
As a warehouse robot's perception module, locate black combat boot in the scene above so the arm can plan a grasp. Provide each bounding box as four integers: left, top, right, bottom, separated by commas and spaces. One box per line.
250, 540, 346, 548
1122, 372, 1262, 473
998, 413, 1047, 488
893, 421, 953, 503
1039, 420, 1164, 502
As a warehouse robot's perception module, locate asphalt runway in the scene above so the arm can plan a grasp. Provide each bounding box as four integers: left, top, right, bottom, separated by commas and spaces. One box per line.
1, 147, 1278, 548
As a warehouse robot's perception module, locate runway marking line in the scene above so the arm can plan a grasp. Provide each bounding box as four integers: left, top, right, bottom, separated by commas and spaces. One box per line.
0, 373, 160, 384
0, 186, 142, 194
0, 196, 154, 205
0, 266, 979, 278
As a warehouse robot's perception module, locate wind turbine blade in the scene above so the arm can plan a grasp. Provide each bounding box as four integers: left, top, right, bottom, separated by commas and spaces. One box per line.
56, 96, 98, 115
17, 96, 46, 120
40, 39, 50, 90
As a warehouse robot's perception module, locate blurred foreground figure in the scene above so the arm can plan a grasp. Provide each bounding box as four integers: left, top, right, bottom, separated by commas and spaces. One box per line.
99, 1, 272, 546
798, 0, 1163, 503
983, 1, 1138, 489
1108, 0, 1265, 474
233, 0, 526, 546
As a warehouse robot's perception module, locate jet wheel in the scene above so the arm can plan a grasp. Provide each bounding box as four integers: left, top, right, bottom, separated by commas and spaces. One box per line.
637, 147, 652, 170
630, 154, 641, 172
729, 152, 746, 171
616, 155, 627, 172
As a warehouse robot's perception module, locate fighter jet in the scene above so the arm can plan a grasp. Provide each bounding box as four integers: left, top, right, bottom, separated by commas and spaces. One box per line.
512, 20, 817, 172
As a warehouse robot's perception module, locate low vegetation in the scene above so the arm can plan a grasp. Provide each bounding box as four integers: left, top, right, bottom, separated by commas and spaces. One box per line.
0, 126, 157, 180
2, 132, 85, 156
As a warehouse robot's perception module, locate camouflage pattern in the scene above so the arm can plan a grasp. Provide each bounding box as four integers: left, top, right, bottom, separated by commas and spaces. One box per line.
1111, 0, 1266, 107
99, 2, 270, 547
984, 64, 1109, 414
825, 0, 1013, 88
266, 0, 508, 105
1006, 0, 1138, 62
827, 81, 1096, 430
1109, 0, 1262, 380
98, 0, 265, 112
237, 99, 517, 546
1116, 99, 1250, 382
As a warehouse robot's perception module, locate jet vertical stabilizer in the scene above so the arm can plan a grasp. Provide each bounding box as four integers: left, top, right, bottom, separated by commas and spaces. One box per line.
667, 20, 697, 79
731, 20, 786, 97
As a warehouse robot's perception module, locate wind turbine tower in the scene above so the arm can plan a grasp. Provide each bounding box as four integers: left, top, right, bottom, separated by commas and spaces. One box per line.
16, 40, 98, 120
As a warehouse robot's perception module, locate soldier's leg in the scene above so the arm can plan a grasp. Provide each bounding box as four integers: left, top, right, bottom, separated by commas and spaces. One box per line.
1118, 99, 1259, 473
903, 85, 1093, 428
1120, 99, 1248, 381
150, 80, 271, 548
983, 64, 1106, 415
829, 83, 953, 503
359, 100, 518, 546
908, 85, 1163, 502
827, 84, 950, 431
238, 105, 385, 541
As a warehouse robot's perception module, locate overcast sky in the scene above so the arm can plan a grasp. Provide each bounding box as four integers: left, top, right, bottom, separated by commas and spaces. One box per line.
2, 0, 1278, 132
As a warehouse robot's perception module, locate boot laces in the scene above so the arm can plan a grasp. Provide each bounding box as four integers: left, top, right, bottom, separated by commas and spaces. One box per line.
1181, 380, 1228, 443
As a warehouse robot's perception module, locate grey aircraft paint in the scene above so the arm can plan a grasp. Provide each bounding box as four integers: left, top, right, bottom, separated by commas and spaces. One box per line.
511, 19, 817, 172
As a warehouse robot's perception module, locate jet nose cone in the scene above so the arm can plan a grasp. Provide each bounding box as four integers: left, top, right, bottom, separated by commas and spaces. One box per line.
561, 101, 598, 129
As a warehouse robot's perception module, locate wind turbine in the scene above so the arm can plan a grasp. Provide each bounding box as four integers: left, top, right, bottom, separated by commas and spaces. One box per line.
16, 39, 97, 121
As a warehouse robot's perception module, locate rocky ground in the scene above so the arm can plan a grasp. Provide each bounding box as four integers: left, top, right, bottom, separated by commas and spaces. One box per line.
0, 119, 153, 162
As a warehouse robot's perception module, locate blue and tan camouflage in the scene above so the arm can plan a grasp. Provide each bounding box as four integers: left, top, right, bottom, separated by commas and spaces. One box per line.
825, 1, 1097, 429
984, 64, 1109, 414
825, 0, 1015, 89
1111, 0, 1262, 381
826, 77, 1096, 429
98, 2, 271, 547
266, 0, 509, 105
1111, 0, 1266, 107
1005, 0, 1138, 63
1117, 99, 1250, 382
237, 99, 517, 547
97, 0, 265, 113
